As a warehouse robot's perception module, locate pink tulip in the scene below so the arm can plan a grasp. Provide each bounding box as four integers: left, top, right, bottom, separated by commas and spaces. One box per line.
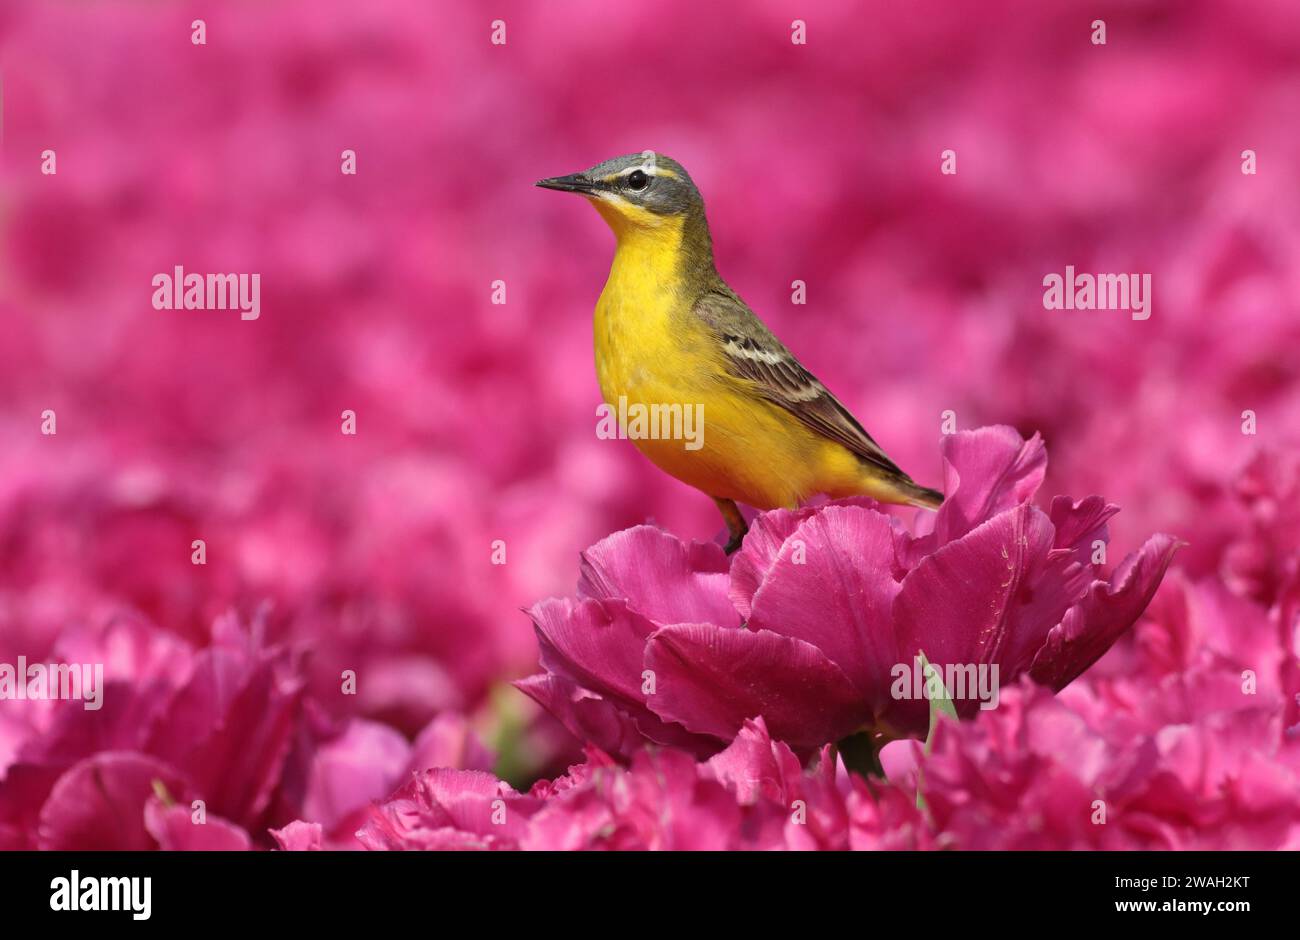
0, 612, 490, 849
352, 717, 929, 851
520, 427, 1178, 753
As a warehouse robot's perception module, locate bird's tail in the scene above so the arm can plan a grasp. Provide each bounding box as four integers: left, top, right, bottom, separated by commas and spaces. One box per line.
854, 467, 944, 511
900, 481, 944, 510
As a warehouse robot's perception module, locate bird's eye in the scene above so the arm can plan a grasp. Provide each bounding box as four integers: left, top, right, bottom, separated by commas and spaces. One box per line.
626, 169, 649, 191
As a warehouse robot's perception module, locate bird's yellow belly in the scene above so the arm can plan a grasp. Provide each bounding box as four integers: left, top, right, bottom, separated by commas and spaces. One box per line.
594, 286, 863, 511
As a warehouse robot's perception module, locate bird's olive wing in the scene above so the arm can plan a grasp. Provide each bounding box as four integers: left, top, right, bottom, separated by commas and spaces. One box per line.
692, 289, 904, 476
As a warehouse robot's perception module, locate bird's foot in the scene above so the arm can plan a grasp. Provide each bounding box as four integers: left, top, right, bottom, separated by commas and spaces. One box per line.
712, 497, 749, 555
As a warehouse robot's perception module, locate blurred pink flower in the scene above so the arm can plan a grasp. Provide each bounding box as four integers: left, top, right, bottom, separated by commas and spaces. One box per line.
270, 820, 324, 852
881, 557, 1300, 850
145, 798, 253, 852
519, 427, 1177, 754
886, 672, 1300, 850
352, 717, 928, 851
355, 565, 1300, 851
0, 612, 490, 850
357, 768, 541, 851
1221, 449, 1300, 606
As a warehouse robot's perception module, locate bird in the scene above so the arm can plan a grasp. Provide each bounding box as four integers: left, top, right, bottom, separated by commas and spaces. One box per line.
537, 151, 943, 554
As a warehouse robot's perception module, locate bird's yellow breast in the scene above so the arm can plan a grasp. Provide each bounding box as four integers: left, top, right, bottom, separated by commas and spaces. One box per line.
595, 223, 708, 477
593, 214, 690, 397
592, 210, 866, 510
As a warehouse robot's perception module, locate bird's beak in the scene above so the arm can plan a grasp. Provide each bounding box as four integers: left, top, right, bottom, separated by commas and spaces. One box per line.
536, 173, 603, 195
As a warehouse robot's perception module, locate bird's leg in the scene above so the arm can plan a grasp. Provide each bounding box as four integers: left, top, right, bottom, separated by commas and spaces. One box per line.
712, 497, 749, 555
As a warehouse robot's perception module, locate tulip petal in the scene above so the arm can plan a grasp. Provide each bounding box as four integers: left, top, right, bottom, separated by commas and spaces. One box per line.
933, 426, 1047, 547
514, 673, 648, 757
37, 752, 188, 851
728, 506, 818, 619
145, 799, 251, 850
578, 525, 736, 626
514, 673, 715, 757
270, 820, 323, 851
301, 719, 412, 831
148, 650, 303, 825
706, 717, 805, 804
407, 713, 494, 775
1031, 534, 1182, 690
895, 504, 1090, 694
360, 768, 543, 850
529, 597, 655, 705
1049, 494, 1120, 564
645, 624, 865, 746
747, 506, 901, 704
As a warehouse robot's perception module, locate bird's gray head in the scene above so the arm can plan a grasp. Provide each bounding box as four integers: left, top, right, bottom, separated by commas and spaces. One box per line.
536, 151, 703, 224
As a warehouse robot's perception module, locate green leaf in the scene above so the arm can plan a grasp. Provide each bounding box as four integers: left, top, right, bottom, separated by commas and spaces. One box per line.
920, 652, 958, 750
915, 651, 957, 813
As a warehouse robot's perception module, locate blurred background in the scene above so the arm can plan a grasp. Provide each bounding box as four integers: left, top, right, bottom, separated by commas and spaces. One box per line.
1, 0, 1297, 800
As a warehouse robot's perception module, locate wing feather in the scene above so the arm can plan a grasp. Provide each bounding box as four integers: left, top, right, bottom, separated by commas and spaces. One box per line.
693, 288, 904, 477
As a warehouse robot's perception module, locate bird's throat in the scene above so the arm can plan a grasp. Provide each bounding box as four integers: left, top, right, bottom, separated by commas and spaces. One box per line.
608, 221, 686, 293
598, 206, 715, 300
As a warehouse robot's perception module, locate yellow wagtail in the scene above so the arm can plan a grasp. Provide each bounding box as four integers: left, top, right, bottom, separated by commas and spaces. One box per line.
538, 152, 942, 553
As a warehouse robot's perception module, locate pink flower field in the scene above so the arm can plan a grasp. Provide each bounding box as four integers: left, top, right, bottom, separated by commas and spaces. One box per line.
1, 0, 1297, 858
